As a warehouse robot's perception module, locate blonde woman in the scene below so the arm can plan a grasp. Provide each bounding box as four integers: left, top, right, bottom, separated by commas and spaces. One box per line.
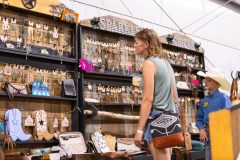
134, 29, 178, 160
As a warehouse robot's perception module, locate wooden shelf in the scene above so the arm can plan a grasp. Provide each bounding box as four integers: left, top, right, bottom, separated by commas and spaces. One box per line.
0, 46, 78, 64
0, 140, 58, 145
0, 93, 77, 101
91, 102, 141, 107
171, 64, 187, 70
171, 63, 206, 72
83, 71, 133, 79
162, 43, 204, 55
177, 88, 194, 96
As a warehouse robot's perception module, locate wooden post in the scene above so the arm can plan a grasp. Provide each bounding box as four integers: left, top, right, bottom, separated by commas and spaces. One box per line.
209, 104, 240, 160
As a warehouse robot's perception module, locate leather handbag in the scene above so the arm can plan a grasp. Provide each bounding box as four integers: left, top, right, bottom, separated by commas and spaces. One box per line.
4, 82, 28, 98
117, 138, 141, 152
62, 79, 76, 97
32, 81, 50, 96
58, 132, 87, 158
150, 60, 184, 149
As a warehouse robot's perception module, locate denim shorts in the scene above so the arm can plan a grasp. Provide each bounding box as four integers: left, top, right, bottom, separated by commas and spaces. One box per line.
143, 111, 160, 142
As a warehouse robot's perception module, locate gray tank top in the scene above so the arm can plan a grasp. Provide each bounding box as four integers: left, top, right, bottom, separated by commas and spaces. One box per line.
141, 56, 177, 112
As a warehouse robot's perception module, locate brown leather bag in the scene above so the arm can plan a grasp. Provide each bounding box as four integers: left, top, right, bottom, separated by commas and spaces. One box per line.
150, 60, 184, 149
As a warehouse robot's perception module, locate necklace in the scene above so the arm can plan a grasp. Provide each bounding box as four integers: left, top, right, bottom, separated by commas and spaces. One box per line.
11, 109, 18, 127
12, 109, 18, 125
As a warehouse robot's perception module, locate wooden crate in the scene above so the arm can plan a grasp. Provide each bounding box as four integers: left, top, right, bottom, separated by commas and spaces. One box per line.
209, 104, 240, 160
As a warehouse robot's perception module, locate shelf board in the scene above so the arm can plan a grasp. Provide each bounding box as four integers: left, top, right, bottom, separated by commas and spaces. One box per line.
0, 93, 77, 101
171, 64, 206, 72
177, 88, 193, 96
192, 67, 206, 72
81, 25, 135, 38
162, 43, 204, 55
0, 140, 58, 145
83, 71, 133, 79
0, 46, 78, 64
91, 102, 141, 106
171, 64, 187, 70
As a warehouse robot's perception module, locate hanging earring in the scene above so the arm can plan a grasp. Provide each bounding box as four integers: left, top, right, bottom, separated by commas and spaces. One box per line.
61, 114, 69, 128
63, 31, 68, 48
2, 17, 9, 36
28, 20, 34, 43
53, 116, 58, 129
24, 112, 34, 127
53, 27, 59, 39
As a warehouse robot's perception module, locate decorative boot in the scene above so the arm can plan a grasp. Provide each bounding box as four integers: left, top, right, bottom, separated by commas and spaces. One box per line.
5, 109, 32, 141
32, 110, 54, 141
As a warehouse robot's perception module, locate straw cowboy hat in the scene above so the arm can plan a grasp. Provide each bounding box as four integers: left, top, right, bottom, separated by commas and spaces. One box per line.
197, 68, 230, 91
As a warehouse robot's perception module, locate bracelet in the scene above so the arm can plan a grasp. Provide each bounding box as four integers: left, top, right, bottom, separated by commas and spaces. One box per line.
137, 130, 144, 134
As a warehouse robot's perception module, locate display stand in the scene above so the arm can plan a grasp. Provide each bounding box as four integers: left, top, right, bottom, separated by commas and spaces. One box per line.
79, 16, 206, 159
0, 3, 79, 152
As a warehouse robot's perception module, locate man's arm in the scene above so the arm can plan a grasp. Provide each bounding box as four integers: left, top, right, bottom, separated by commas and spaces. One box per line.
196, 101, 208, 142
196, 102, 204, 129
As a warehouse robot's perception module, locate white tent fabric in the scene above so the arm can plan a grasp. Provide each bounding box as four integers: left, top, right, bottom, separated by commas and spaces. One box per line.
62, 0, 240, 92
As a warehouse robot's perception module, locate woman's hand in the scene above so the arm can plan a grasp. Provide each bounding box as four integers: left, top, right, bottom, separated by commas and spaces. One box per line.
134, 132, 144, 146
199, 129, 208, 142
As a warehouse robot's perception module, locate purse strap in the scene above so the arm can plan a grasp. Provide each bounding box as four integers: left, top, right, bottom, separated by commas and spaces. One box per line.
163, 59, 179, 106
4, 82, 14, 99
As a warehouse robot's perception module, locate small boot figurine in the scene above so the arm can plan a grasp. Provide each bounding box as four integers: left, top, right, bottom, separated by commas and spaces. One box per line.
5, 109, 32, 141
32, 110, 54, 141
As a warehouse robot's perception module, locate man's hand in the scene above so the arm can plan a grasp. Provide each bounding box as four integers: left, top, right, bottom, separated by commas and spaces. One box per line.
134, 132, 144, 146
199, 129, 208, 142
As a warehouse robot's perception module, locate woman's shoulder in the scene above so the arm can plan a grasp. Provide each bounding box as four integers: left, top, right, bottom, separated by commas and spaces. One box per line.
146, 56, 164, 63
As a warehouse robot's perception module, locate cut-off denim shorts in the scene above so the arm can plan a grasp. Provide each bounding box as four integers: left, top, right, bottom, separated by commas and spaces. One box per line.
143, 111, 160, 142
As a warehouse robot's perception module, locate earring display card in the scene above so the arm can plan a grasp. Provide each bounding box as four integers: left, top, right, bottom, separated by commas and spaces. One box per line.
0, 10, 75, 59
81, 31, 144, 75
84, 81, 142, 104
0, 62, 73, 97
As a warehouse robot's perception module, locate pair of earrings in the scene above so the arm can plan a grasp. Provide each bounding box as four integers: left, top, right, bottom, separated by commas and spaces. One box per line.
24, 113, 69, 128
52, 115, 69, 129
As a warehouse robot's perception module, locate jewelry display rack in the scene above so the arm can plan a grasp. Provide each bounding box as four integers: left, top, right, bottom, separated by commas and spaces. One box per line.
0, 6, 79, 149
79, 15, 206, 160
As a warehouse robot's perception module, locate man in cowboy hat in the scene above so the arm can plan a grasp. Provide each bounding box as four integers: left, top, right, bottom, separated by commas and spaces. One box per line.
196, 68, 232, 160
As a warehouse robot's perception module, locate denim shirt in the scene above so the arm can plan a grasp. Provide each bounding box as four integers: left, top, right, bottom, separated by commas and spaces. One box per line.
196, 90, 232, 129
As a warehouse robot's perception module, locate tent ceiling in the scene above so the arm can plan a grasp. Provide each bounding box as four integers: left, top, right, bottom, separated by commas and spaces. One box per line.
210, 0, 240, 13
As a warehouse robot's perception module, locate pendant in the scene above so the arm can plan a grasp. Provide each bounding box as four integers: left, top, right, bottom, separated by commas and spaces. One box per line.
61, 116, 69, 127
53, 117, 58, 128
24, 114, 34, 127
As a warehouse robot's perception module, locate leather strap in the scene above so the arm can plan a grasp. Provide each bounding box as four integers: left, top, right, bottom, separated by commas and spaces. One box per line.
163, 60, 179, 107
4, 82, 14, 99
173, 147, 190, 160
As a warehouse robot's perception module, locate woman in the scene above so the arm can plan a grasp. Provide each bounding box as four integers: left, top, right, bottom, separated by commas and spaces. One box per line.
134, 29, 178, 160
